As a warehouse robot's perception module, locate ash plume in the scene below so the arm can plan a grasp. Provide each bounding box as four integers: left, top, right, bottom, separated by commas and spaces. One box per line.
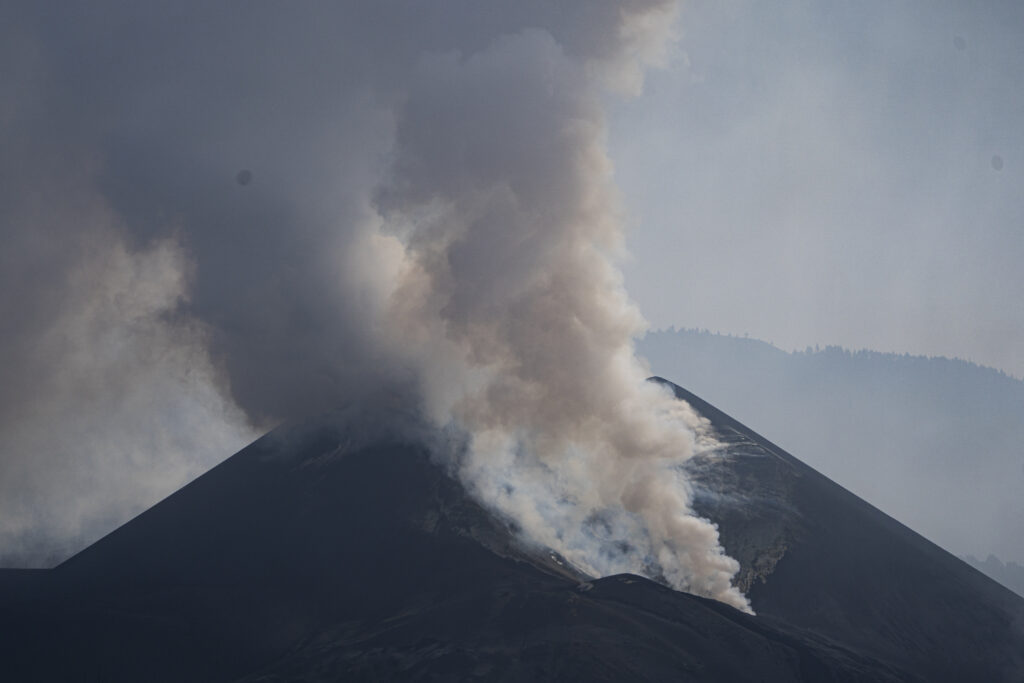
2, 1, 748, 610
374, 16, 748, 610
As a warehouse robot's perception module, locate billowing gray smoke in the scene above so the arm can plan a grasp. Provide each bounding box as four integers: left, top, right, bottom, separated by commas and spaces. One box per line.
373, 19, 748, 609
1, 1, 748, 610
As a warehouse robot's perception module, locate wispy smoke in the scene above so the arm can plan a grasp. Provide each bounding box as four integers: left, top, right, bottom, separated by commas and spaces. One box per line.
2, 1, 748, 610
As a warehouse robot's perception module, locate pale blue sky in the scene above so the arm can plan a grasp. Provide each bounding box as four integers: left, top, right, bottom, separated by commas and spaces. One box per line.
611, 0, 1024, 376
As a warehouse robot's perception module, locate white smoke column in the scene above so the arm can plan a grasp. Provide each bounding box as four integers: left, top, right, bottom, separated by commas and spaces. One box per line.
377, 3, 750, 611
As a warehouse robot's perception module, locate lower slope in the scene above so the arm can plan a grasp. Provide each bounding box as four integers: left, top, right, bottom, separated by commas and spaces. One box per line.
657, 378, 1024, 682
1, 411, 910, 681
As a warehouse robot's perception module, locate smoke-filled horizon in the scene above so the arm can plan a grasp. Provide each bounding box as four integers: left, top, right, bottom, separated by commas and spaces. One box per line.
1, 2, 751, 609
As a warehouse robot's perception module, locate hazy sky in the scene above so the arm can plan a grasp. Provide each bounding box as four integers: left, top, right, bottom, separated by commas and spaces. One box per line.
3, 0, 1022, 578
612, 0, 1024, 378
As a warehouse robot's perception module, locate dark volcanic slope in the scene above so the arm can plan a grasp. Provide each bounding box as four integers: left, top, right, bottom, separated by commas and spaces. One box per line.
655, 378, 1024, 682
2, 383, 1023, 681
2, 414, 909, 682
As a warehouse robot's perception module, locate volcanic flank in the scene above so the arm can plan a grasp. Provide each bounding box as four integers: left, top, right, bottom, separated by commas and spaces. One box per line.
2, 379, 1022, 682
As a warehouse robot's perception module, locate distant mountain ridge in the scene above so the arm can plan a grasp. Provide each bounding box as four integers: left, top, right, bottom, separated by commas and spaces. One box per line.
638, 328, 1024, 579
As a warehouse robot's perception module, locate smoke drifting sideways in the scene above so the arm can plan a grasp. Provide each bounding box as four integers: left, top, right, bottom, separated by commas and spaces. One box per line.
1, 2, 748, 610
